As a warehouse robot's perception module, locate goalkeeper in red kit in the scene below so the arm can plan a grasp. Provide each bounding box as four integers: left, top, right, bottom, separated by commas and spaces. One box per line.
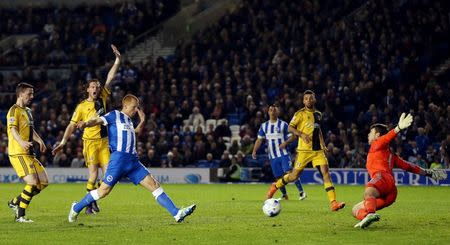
353, 113, 448, 229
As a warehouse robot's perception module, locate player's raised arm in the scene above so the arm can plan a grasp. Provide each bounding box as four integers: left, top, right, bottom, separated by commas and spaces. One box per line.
104, 44, 122, 91
32, 129, 47, 153
134, 107, 146, 134
77, 117, 104, 129
377, 113, 413, 147
394, 113, 413, 133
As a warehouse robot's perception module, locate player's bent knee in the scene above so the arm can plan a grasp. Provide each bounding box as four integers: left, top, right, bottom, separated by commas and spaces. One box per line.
26, 180, 39, 186
39, 182, 49, 191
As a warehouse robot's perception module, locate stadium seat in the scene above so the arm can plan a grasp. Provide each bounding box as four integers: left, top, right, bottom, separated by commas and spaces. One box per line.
183, 119, 189, 127
197, 124, 206, 133
206, 119, 217, 130
216, 118, 228, 126
229, 125, 240, 133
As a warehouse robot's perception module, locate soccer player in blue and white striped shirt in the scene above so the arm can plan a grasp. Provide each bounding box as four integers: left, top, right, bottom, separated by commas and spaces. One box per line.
68, 94, 196, 223
252, 104, 306, 200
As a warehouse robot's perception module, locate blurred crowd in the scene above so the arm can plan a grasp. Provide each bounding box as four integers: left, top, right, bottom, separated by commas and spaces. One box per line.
0, 0, 449, 173
0, 0, 179, 67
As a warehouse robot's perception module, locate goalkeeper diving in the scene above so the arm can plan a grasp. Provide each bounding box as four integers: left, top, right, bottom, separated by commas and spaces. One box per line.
353, 113, 447, 229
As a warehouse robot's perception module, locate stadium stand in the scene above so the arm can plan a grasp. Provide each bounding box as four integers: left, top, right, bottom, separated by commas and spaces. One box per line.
0, 0, 448, 179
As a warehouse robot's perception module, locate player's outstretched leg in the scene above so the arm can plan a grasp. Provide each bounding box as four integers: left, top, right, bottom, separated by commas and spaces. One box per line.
68, 202, 79, 223
85, 180, 96, 215
317, 165, 345, 211
69, 189, 103, 222
268, 174, 291, 198
15, 183, 41, 222
140, 174, 196, 222
174, 204, 197, 223
151, 186, 197, 222
267, 182, 279, 199
354, 213, 381, 228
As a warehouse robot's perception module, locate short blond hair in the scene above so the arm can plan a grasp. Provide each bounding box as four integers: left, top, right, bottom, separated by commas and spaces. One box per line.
122, 94, 139, 106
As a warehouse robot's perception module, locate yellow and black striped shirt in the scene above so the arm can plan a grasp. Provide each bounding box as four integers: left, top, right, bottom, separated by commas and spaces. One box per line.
70, 88, 110, 140
289, 107, 324, 151
7, 104, 35, 156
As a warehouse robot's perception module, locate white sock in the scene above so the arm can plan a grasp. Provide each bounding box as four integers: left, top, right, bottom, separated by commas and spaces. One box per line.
152, 187, 164, 199
90, 190, 100, 201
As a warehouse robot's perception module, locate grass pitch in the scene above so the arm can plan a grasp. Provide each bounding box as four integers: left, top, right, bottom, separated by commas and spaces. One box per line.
0, 183, 449, 244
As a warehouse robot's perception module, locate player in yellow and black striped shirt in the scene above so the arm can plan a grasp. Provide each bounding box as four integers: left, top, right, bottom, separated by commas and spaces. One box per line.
52, 44, 122, 214
267, 90, 345, 211
7, 83, 49, 222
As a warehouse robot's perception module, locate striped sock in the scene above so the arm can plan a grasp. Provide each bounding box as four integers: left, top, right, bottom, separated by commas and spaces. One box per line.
74, 190, 99, 213
18, 184, 37, 217
275, 174, 289, 189
324, 181, 336, 203
152, 187, 179, 216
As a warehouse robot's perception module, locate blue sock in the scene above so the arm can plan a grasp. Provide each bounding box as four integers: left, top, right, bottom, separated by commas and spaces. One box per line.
153, 188, 179, 216
279, 186, 287, 196
74, 192, 95, 213
294, 179, 304, 193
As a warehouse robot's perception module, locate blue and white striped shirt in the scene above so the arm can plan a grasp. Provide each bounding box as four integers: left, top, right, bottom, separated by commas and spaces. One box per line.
100, 110, 137, 155
257, 119, 290, 159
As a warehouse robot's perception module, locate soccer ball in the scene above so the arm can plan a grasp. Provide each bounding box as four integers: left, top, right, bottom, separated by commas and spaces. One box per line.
262, 198, 281, 217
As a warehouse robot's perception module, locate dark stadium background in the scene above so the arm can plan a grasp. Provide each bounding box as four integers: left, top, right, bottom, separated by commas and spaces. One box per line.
0, 0, 448, 181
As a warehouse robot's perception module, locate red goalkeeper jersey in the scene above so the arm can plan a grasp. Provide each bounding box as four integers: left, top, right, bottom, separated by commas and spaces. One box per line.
367, 129, 421, 178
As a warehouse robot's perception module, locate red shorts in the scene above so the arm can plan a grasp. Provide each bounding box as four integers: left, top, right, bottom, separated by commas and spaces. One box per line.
366, 171, 397, 210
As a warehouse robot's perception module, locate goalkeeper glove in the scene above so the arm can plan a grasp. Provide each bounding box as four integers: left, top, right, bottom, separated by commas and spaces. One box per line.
425, 169, 448, 181
395, 113, 413, 132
